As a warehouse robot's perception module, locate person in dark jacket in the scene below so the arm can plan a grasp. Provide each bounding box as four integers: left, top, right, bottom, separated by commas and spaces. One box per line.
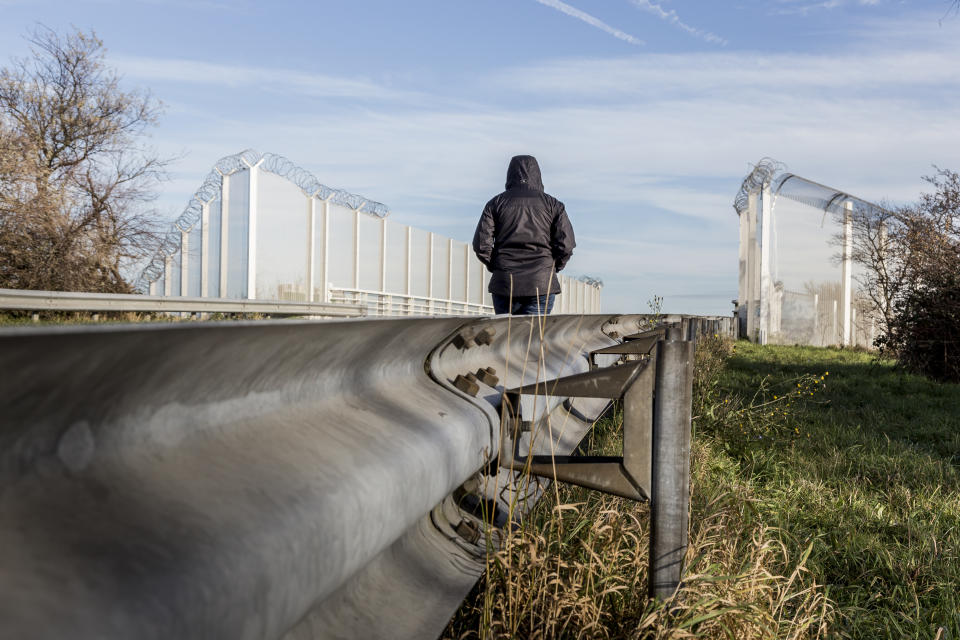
473, 155, 576, 315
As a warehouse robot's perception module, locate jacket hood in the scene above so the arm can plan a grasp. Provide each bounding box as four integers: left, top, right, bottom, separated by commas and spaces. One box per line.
505, 155, 543, 191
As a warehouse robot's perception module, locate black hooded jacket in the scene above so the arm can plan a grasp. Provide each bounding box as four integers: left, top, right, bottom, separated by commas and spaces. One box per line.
472, 156, 576, 297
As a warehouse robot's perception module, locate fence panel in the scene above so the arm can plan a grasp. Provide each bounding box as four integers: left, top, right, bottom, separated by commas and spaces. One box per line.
136, 152, 603, 316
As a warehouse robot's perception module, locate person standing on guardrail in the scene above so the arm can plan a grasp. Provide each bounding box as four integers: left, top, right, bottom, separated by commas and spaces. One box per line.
472, 155, 576, 315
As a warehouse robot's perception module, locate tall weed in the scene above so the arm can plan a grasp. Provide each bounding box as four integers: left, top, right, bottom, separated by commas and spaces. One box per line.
445, 335, 833, 639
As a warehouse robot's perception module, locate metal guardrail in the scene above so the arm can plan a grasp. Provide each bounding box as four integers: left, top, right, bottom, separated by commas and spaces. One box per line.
0, 313, 733, 639
0, 288, 366, 317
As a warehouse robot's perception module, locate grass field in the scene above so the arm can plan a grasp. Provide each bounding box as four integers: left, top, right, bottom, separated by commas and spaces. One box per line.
445, 340, 960, 639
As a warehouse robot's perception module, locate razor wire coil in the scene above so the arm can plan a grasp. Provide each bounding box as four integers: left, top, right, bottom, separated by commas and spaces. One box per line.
135, 150, 390, 292
733, 157, 786, 215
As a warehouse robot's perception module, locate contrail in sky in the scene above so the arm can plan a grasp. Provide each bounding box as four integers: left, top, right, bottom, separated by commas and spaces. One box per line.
534, 0, 644, 46
629, 0, 728, 45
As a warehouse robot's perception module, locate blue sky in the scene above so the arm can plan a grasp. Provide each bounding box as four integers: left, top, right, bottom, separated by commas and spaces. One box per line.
1, 0, 958, 313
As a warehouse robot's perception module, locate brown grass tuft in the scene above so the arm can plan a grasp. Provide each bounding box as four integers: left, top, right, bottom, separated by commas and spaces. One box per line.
445, 335, 834, 639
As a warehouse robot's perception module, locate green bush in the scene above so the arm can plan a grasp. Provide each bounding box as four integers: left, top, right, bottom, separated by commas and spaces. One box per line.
878, 267, 960, 382
858, 167, 960, 383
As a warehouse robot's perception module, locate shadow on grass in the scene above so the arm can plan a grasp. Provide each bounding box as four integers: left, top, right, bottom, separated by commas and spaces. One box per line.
711, 343, 960, 638
723, 343, 960, 466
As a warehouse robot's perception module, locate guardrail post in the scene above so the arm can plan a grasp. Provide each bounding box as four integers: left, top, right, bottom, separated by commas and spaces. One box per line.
649, 331, 694, 600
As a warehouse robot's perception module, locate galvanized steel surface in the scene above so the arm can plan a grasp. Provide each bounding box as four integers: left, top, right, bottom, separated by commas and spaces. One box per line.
0, 288, 366, 316
649, 337, 695, 599
0, 314, 644, 639
2, 317, 477, 639
0, 313, 730, 639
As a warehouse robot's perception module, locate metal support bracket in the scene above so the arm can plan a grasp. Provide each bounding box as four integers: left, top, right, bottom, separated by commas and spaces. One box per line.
502, 355, 656, 501
501, 330, 695, 600
623, 327, 666, 342
589, 327, 664, 369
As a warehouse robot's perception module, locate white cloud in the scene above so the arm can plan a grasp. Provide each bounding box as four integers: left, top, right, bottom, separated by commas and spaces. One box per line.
532, 0, 644, 45
628, 0, 728, 45
775, 0, 841, 15
113, 56, 425, 103
773, 0, 884, 15
485, 49, 960, 97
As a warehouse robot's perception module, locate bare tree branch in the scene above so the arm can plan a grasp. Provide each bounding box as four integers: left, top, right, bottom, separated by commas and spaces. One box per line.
0, 26, 169, 292
852, 168, 960, 380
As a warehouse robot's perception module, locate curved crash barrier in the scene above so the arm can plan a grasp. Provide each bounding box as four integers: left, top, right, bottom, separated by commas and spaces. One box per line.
0, 313, 732, 640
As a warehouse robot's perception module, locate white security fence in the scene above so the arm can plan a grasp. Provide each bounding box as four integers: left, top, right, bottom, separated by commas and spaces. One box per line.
734, 158, 882, 347
138, 150, 602, 316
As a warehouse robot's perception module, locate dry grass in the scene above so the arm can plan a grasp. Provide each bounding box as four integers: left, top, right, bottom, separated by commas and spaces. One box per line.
445, 335, 833, 639
447, 441, 833, 639
449, 337, 960, 638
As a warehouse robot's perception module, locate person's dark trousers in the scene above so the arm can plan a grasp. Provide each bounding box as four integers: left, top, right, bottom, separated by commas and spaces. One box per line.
492, 293, 556, 315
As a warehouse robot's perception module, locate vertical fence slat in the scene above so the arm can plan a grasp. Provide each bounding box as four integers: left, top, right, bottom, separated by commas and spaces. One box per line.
758, 185, 773, 343
405, 226, 412, 315
180, 231, 189, 297
447, 238, 453, 315
841, 200, 853, 347
320, 199, 330, 304
477, 257, 485, 307
246, 162, 259, 300
427, 232, 434, 315
380, 218, 387, 293
353, 209, 361, 290
463, 244, 469, 304
307, 196, 316, 302
200, 203, 209, 297
163, 256, 172, 297
219, 174, 230, 299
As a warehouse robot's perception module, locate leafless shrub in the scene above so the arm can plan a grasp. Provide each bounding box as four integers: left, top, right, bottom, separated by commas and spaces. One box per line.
875, 169, 960, 381
0, 27, 169, 292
